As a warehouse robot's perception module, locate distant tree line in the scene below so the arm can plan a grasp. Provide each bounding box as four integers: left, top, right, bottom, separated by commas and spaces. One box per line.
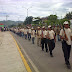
9, 11, 72, 28
23, 11, 72, 27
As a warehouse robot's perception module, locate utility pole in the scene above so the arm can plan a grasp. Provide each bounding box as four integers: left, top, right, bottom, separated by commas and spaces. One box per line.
6, 15, 9, 21
22, 6, 32, 17
6, 15, 9, 28
22, 6, 32, 24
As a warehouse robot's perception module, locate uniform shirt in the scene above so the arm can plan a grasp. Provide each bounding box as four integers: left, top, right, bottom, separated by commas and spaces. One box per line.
37, 30, 42, 38
31, 30, 35, 37
14, 29, 16, 32
47, 30, 55, 39
28, 29, 31, 33
60, 28, 72, 45
21, 28, 24, 32
20, 28, 22, 32
39, 30, 42, 35
42, 30, 47, 38
16, 29, 18, 33
56, 27, 60, 35
24, 29, 27, 34
27, 29, 28, 34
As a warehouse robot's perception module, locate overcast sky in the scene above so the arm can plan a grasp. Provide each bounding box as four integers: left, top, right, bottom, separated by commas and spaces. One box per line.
0, 0, 72, 21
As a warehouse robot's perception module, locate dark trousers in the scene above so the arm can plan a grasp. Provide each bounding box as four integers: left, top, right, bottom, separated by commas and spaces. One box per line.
62, 41, 71, 65
21, 32, 24, 37
41, 38, 48, 52
57, 35, 61, 41
32, 37, 35, 44
48, 39, 55, 55
19, 32, 22, 37
28, 33, 31, 40
25, 34, 27, 39
17, 32, 20, 36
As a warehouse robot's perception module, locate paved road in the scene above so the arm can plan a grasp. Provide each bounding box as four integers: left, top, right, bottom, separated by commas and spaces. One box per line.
0, 32, 27, 72
11, 32, 72, 72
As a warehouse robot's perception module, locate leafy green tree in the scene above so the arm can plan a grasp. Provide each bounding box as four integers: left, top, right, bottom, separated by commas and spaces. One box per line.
59, 19, 70, 25
64, 12, 72, 20
48, 15, 57, 24
9, 24, 16, 28
23, 16, 33, 25
44, 20, 51, 26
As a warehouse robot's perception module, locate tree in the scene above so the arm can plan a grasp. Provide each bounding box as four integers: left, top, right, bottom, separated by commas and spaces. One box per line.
9, 24, 16, 28
59, 19, 70, 25
44, 20, 51, 26
48, 15, 57, 24
23, 16, 33, 25
64, 12, 72, 20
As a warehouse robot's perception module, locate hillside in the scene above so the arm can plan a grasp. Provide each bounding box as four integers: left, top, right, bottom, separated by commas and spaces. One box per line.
0, 20, 23, 27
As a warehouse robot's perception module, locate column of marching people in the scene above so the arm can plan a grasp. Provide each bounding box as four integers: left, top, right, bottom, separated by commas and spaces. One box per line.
10, 21, 72, 69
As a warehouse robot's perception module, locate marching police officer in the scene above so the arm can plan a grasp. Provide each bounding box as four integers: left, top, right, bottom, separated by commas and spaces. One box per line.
37, 27, 42, 46
28, 27, 31, 41
41, 26, 48, 52
24, 27, 27, 39
60, 21, 72, 69
31, 27, 35, 44
47, 25, 56, 57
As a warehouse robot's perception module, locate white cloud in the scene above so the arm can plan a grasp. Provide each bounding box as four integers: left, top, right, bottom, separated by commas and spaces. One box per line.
0, 0, 72, 21
69, 8, 72, 12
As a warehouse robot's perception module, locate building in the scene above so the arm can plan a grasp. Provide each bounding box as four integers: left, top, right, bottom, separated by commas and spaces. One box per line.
0, 23, 4, 31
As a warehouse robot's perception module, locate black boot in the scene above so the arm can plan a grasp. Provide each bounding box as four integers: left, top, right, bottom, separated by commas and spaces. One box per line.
46, 49, 48, 53
50, 52, 53, 57
67, 65, 71, 69
65, 61, 71, 69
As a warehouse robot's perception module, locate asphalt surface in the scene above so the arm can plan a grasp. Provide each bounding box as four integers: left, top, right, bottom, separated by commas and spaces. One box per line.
11, 32, 72, 72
